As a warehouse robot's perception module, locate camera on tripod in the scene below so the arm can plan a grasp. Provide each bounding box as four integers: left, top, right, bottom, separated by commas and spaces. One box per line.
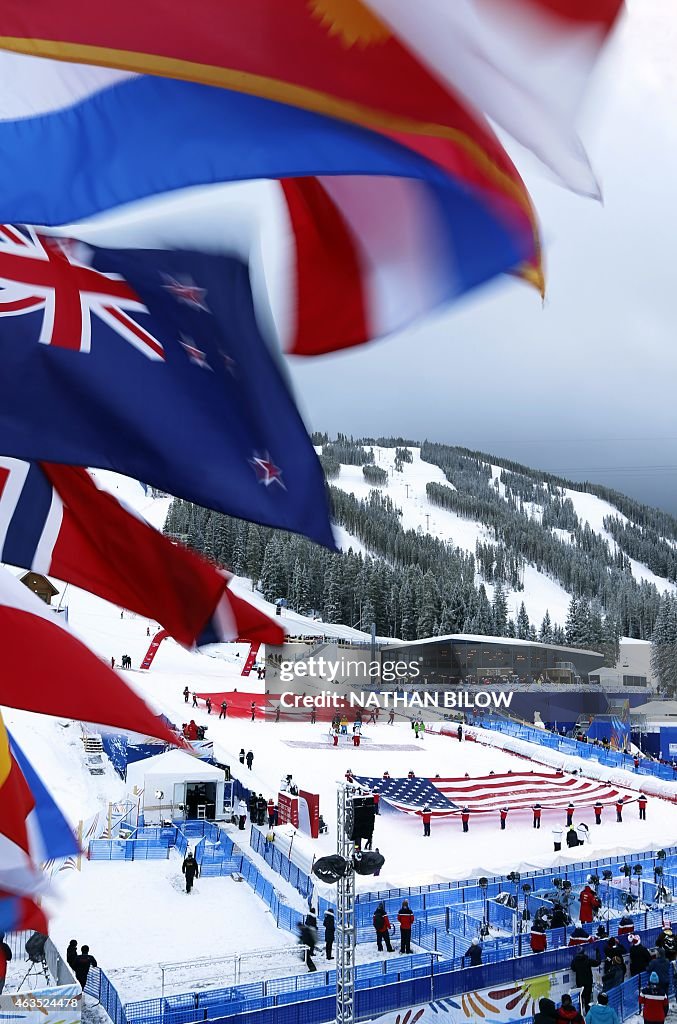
18, 933, 50, 990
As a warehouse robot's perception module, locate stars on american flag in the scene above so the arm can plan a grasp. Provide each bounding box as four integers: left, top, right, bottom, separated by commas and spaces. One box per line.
162, 274, 209, 312
353, 776, 457, 813
249, 452, 285, 489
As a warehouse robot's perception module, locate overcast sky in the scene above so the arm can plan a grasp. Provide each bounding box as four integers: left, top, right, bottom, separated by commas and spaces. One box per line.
288, 0, 677, 514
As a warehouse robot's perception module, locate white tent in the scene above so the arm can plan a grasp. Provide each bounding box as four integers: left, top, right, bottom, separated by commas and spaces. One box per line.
126, 749, 227, 824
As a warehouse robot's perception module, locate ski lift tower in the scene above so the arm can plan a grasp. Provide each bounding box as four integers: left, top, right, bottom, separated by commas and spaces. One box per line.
336, 784, 357, 1024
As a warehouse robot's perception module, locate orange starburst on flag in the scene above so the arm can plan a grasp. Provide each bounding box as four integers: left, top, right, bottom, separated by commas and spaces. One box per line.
308, 0, 390, 47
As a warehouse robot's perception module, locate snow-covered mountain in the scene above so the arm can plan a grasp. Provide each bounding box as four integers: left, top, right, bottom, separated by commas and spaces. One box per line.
325, 444, 671, 634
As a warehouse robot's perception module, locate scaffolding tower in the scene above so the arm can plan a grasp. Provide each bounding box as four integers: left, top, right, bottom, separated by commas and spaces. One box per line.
336, 784, 357, 1024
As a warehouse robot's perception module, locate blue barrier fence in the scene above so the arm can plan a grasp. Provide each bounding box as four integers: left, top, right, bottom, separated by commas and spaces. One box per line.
122, 923, 665, 1024
472, 715, 677, 782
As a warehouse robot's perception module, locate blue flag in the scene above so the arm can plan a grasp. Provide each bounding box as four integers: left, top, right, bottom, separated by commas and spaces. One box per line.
0, 228, 333, 547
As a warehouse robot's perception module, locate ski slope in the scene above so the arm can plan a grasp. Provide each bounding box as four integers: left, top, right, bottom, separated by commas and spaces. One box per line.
327, 445, 677, 627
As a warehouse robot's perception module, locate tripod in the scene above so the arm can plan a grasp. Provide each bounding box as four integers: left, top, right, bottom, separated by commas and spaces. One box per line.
17, 957, 51, 990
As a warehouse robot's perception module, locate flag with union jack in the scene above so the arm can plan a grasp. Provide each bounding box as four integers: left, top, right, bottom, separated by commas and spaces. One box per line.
0, 230, 333, 547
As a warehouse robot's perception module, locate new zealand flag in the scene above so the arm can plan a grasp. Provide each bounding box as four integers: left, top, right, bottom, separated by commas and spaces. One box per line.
0, 226, 333, 547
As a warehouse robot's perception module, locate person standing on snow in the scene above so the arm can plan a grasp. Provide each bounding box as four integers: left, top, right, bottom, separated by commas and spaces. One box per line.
421, 806, 432, 837
578, 883, 600, 925
323, 908, 335, 960
463, 938, 482, 966
638, 793, 648, 819
182, 851, 199, 893
219, 701, 228, 720
373, 903, 394, 952
593, 800, 603, 825
461, 807, 470, 833
532, 803, 542, 829
615, 797, 624, 822
246, 750, 254, 770
237, 798, 247, 830
500, 807, 508, 830
397, 900, 415, 954
183, 686, 190, 703
555, 993, 584, 1023
73, 945, 98, 989
205, 697, 212, 715
639, 972, 668, 1023
585, 992, 619, 1024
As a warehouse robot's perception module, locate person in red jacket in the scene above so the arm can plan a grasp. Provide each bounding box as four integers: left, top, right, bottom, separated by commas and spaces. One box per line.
461, 807, 470, 833
556, 993, 584, 1023
373, 791, 381, 815
421, 806, 432, 837
397, 900, 415, 953
593, 801, 603, 825
267, 799, 275, 827
500, 807, 508, 830
616, 797, 624, 822
566, 803, 575, 826
638, 794, 647, 820
569, 926, 592, 947
383, 771, 391, 780
532, 803, 542, 829
639, 973, 669, 1023
579, 884, 600, 925
373, 902, 393, 952
530, 922, 547, 954
184, 719, 198, 741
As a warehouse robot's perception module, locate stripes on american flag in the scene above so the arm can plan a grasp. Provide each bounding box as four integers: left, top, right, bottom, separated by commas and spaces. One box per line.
354, 772, 621, 816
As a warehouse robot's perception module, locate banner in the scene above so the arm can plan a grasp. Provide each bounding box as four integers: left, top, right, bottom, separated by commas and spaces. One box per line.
299, 789, 320, 839
277, 792, 299, 829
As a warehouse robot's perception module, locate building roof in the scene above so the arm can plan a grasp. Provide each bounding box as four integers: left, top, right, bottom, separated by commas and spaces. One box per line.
388, 633, 602, 659
126, 749, 224, 788
19, 571, 59, 596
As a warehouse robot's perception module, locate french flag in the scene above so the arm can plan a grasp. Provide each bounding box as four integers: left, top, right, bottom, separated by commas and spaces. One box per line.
0, 458, 284, 648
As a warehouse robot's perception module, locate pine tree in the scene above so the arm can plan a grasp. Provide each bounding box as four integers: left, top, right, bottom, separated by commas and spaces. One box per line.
245, 525, 264, 585
516, 602, 530, 640
417, 570, 440, 638
539, 610, 554, 644
492, 584, 508, 637
651, 596, 677, 695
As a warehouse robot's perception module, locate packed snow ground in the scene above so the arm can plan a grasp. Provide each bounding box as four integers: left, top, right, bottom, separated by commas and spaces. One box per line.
2, 472, 676, 1009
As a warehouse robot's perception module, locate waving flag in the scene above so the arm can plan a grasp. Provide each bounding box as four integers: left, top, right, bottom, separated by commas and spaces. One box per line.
0, 711, 78, 900
0, 231, 333, 547
366, 0, 623, 198
0, 567, 179, 743
353, 771, 621, 814
0, 457, 283, 647
0, 38, 539, 355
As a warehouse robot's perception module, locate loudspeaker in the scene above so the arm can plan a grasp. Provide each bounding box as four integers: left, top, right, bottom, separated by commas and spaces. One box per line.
351, 796, 375, 841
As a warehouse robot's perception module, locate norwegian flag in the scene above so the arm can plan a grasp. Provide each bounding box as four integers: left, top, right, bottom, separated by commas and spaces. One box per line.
0, 224, 164, 359
354, 771, 621, 816
0, 457, 284, 647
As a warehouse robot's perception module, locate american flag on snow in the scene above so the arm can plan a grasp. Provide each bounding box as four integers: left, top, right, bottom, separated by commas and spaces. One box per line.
354, 772, 621, 817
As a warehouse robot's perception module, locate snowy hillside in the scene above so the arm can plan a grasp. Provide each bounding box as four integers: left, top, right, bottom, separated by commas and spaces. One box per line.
320, 440, 677, 639
328, 445, 574, 628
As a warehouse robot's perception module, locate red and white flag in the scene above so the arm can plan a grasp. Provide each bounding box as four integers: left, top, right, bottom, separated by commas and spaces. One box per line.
0, 566, 180, 742
0, 458, 284, 647
366, 0, 623, 198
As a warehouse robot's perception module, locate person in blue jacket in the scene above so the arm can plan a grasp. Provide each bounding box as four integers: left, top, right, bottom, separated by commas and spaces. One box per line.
585, 992, 619, 1024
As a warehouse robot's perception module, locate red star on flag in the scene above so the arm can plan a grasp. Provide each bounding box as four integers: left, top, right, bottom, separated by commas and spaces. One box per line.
179, 335, 211, 370
162, 274, 209, 311
249, 453, 285, 488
